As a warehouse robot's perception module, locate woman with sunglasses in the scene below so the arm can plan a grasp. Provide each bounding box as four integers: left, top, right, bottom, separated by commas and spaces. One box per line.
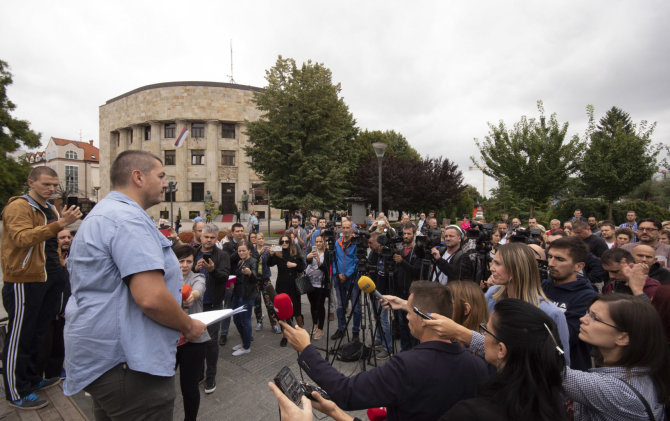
425, 293, 670, 420
269, 234, 305, 346
441, 298, 566, 420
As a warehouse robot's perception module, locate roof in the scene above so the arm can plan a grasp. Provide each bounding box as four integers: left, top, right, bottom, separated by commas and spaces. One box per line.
50, 137, 100, 162
104, 81, 264, 105
26, 151, 45, 162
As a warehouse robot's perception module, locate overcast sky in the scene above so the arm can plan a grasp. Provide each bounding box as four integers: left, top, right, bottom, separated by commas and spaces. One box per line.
2, 0, 669, 194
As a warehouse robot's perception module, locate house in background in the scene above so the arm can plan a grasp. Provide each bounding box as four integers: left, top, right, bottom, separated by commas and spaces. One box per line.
27, 137, 101, 210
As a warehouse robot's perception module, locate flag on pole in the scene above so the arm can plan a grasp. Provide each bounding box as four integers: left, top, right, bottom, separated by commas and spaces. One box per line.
174, 128, 189, 147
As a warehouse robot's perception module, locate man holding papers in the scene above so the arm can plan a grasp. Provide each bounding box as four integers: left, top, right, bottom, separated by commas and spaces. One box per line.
64, 151, 206, 420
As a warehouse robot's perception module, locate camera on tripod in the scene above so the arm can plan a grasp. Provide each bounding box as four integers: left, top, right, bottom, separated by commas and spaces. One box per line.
320, 226, 337, 251
415, 228, 441, 259
509, 227, 543, 246
466, 222, 495, 254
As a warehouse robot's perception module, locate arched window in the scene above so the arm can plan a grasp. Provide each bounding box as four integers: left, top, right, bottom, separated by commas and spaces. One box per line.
65, 150, 78, 160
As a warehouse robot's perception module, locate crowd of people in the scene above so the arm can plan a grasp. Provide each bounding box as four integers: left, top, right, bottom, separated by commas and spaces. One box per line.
2, 151, 669, 420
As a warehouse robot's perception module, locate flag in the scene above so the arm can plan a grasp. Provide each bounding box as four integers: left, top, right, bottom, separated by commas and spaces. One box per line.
174, 128, 188, 147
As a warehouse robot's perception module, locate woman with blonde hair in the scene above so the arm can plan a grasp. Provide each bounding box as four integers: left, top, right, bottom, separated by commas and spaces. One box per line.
485, 242, 571, 365
446, 281, 488, 331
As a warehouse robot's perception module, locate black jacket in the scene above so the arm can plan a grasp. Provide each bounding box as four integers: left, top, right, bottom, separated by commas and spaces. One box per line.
433, 246, 473, 283
268, 249, 305, 296
649, 262, 670, 285
233, 257, 258, 301
192, 245, 230, 304
392, 246, 421, 298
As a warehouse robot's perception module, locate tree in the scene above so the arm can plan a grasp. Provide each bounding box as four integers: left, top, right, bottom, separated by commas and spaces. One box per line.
582, 106, 662, 220
0, 60, 41, 210
349, 129, 421, 174
244, 56, 357, 212
472, 101, 583, 217
355, 155, 464, 214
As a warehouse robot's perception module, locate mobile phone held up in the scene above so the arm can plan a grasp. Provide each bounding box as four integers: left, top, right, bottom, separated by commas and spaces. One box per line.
413, 306, 434, 320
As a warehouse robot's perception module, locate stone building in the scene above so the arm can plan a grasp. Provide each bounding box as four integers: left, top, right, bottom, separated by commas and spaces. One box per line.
27, 137, 101, 204
99, 81, 272, 222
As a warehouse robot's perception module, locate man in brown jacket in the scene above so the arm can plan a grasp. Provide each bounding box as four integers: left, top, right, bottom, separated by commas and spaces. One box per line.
1, 167, 81, 409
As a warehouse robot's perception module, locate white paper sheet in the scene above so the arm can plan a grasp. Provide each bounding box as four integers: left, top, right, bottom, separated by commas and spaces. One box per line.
189, 306, 246, 326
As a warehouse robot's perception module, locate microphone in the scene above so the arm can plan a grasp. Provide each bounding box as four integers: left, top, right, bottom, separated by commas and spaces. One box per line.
366, 407, 387, 421
273, 293, 295, 325
358, 276, 388, 304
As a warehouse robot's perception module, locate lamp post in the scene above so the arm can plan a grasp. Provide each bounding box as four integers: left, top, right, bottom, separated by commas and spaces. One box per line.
167, 181, 178, 228
372, 142, 388, 216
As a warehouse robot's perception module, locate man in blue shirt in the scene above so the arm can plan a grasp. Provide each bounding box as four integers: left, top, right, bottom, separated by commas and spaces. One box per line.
330, 220, 360, 341
64, 150, 206, 420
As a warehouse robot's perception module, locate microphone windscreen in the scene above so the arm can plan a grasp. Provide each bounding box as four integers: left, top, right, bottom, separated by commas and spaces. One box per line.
358, 276, 377, 294
367, 407, 387, 421
273, 293, 294, 321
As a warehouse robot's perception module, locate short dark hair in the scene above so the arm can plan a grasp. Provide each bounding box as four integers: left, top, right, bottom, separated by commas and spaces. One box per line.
547, 236, 589, 264
318, 217, 326, 222
110, 150, 162, 188
174, 244, 195, 260
28, 166, 58, 181
231, 223, 244, 231
640, 218, 662, 231
401, 222, 416, 233
600, 221, 616, 230
409, 280, 453, 319
571, 221, 589, 231
601, 247, 633, 266
548, 230, 567, 238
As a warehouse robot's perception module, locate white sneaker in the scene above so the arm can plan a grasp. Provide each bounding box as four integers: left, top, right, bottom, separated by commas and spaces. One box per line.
232, 347, 251, 356
232, 344, 244, 351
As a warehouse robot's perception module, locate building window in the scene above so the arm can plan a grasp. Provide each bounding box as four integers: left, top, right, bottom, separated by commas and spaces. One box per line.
221, 123, 235, 138
144, 126, 151, 140
164, 150, 176, 166
191, 149, 205, 165
65, 165, 79, 194
129, 129, 133, 144
192, 123, 205, 138
221, 150, 235, 166
192, 183, 204, 202
165, 123, 176, 138
65, 150, 78, 160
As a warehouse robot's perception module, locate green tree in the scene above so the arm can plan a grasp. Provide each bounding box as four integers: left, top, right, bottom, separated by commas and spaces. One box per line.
350, 129, 421, 171
0, 60, 41, 210
472, 101, 583, 217
582, 106, 661, 220
244, 56, 357, 212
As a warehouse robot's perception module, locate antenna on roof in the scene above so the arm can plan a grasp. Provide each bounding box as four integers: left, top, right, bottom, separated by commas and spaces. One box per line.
79, 129, 82, 142
227, 39, 235, 84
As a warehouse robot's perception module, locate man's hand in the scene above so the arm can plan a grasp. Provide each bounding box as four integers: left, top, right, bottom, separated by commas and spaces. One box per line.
392, 253, 403, 263
59, 205, 82, 228
267, 382, 314, 421
279, 320, 311, 352
183, 318, 207, 342
310, 390, 354, 421
622, 259, 648, 296
430, 248, 441, 260
381, 295, 407, 311
338, 273, 347, 283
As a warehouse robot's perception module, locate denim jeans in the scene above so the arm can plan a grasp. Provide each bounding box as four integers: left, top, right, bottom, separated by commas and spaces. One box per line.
219, 288, 234, 339
372, 299, 393, 353
335, 277, 361, 334
232, 295, 255, 350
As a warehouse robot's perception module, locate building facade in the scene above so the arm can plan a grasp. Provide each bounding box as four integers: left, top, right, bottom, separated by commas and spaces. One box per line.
28, 137, 101, 203
99, 81, 270, 222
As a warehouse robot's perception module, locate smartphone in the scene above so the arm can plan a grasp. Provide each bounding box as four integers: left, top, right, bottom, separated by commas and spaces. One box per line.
311, 246, 317, 254
203, 254, 212, 263
272, 245, 282, 252
273, 366, 303, 405
413, 306, 434, 320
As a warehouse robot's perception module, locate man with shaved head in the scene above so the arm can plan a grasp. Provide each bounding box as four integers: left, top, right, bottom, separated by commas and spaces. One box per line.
631, 244, 670, 285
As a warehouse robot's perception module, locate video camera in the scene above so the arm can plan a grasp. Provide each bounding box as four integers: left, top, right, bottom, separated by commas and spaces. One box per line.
509, 227, 543, 246
320, 225, 337, 252
415, 228, 442, 260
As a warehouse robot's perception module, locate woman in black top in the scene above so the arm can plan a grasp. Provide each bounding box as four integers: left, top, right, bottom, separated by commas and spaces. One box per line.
269, 234, 305, 346
231, 241, 257, 356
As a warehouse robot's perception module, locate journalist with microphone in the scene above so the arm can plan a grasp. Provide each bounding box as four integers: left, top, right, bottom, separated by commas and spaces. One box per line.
280, 281, 487, 421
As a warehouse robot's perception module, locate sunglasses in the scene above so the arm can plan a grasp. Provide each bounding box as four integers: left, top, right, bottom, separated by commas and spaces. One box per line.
280, 240, 290, 244
479, 323, 503, 342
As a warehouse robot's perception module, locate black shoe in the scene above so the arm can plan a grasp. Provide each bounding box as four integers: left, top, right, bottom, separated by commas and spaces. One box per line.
352, 333, 360, 342
9, 393, 48, 410
330, 329, 344, 340
219, 336, 227, 346
204, 379, 216, 394
280, 337, 288, 347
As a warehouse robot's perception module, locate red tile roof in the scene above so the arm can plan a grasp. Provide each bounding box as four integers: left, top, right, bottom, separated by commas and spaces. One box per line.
50, 137, 99, 162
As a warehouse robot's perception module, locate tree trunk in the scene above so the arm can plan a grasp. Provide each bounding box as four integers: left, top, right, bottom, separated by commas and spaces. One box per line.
608, 201, 614, 221
529, 202, 535, 218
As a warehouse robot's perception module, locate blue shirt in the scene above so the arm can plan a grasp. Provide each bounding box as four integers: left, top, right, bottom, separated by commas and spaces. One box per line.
63, 191, 181, 395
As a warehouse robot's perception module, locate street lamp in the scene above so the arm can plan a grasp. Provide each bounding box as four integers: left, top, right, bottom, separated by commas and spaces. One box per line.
372, 142, 388, 216
167, 181, 178, 228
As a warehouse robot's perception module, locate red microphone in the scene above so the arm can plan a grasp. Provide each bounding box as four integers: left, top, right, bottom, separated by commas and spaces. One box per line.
273, 293, 294, 325
367, 407, 387, 421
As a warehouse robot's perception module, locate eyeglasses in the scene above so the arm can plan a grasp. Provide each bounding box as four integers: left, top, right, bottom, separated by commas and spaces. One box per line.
479, 323, 502, 342
279, 240, 290, 244
584, 311, 620, 330
638, 227, 658, 232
